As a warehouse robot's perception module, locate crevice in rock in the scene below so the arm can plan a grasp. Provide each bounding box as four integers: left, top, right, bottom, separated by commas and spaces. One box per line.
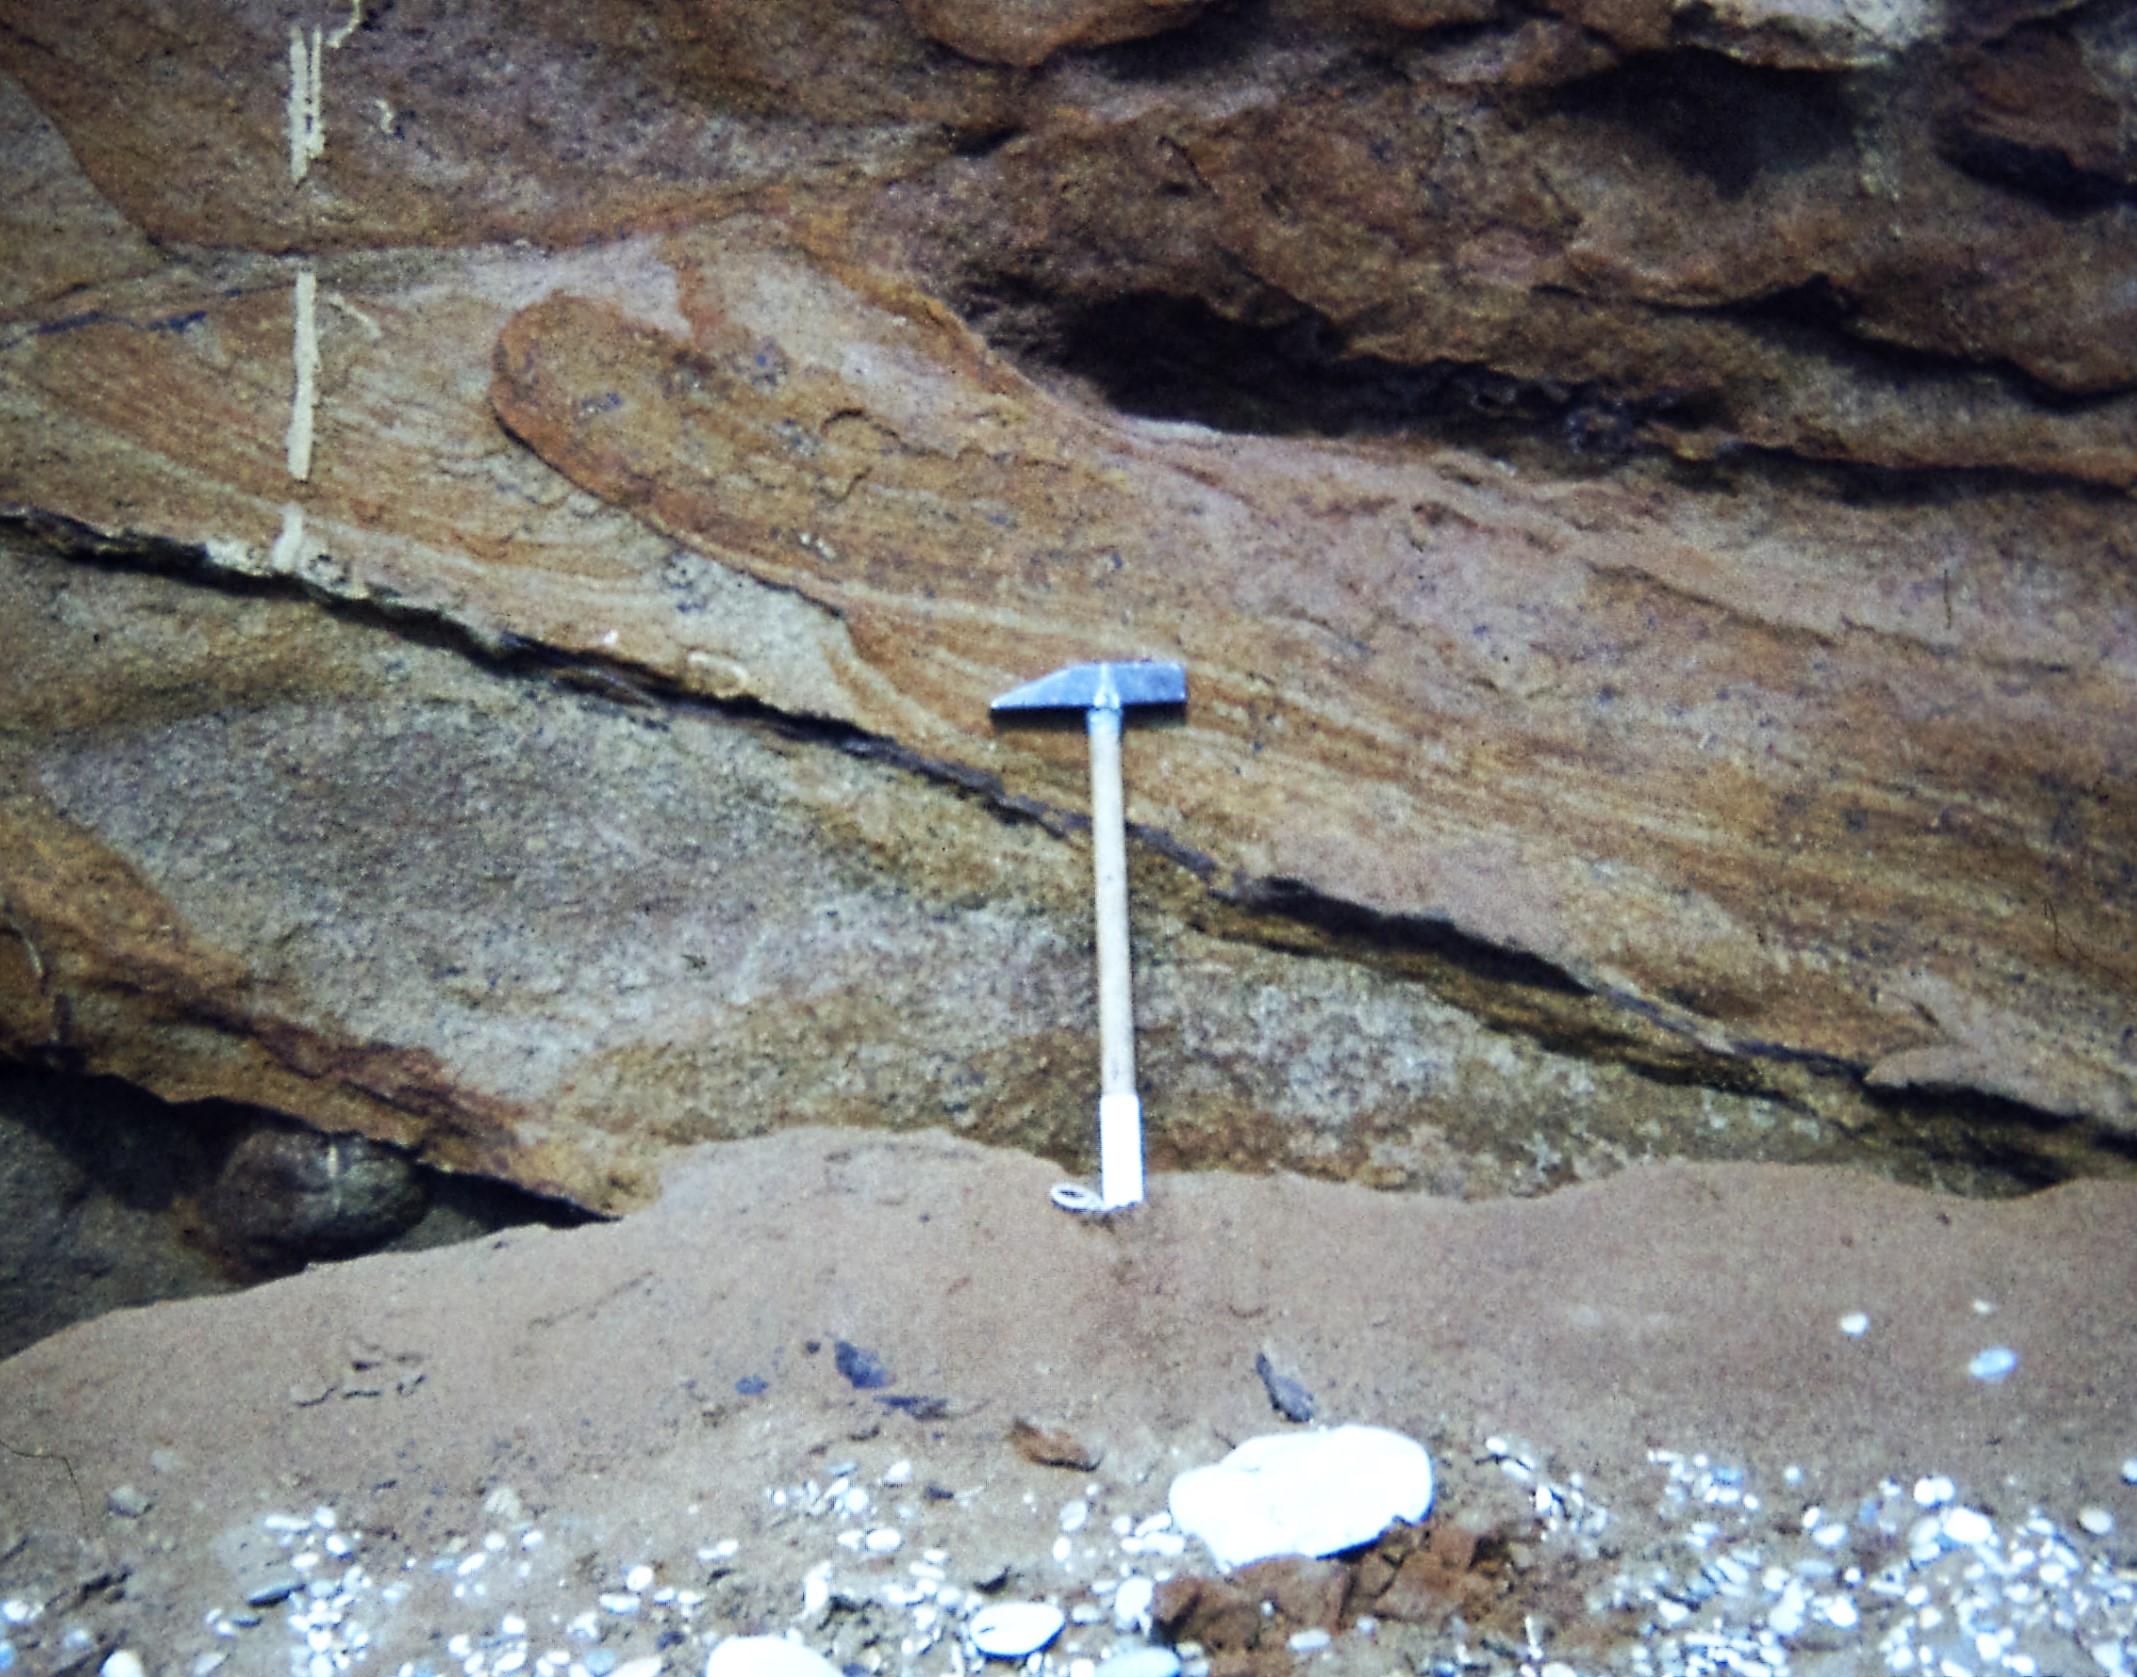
1652, 435, 2137, 507
946, 123, 1020, 159
1861, 1083, 2137, 1197
1542, 46, 1857, 199
1079, 0, 1278, 83
960, 275, 2129, 492
1938, 127, 2137, 211
2, 506, 891, 759
0, 1066, 587, 1362
1220, 874, 1588, 999
1714, 281, 2135, 415
982, 286, 1702, 460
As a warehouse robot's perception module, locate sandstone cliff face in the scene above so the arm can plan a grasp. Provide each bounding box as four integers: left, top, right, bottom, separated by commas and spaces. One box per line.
1, 0, 2131, 1211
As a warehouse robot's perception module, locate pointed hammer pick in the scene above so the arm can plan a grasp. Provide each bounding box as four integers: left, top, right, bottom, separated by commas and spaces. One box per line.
992, 660, 1187, 1211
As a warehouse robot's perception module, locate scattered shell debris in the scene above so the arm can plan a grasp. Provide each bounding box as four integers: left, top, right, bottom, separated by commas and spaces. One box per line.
0, 1434, 2128, 1677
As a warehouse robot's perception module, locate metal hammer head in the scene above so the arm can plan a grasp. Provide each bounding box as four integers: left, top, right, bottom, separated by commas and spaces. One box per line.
991, 660, 1187, 715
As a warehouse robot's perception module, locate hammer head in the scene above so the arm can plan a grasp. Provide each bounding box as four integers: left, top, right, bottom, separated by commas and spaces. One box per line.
991, 660, 1187, 715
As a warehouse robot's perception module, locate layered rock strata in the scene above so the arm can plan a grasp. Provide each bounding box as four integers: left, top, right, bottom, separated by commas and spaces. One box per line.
1, 0, 2131, 1210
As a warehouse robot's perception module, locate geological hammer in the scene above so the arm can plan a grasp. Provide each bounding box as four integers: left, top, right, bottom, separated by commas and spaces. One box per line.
992, 660, 1187, 1210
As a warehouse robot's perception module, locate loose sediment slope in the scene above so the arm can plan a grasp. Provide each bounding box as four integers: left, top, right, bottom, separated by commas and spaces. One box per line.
0, 1133, 2131, 1676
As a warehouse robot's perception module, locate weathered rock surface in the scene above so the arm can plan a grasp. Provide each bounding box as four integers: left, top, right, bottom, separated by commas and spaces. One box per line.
0, 1069, 237, 1360
1, 0, 2132, 1214
3, 532, 1881, 1215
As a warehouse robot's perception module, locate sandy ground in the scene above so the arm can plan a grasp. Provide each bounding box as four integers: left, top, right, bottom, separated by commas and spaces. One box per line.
1, 1129, 2133, 1677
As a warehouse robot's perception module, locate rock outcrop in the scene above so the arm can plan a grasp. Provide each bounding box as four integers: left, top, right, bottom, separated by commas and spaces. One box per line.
1, 0, 2131, 1213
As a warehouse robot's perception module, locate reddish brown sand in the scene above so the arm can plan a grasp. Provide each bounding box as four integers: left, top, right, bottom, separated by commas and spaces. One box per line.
1, 1130, 2132, 1677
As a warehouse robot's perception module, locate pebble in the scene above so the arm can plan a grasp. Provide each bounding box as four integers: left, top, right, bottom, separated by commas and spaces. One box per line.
1913, 1476, 1956, 1507
1113, 1576, 1155, 1628
704, 1638, 840, 1677
611, 1661, 664, 1677
1254, 1350, 1316, 1425
106, 1484, 153, 1518
247, 1573, 305, 1608
968, 1602, 1066, 1659
864, 1528, 902, 1554
832, 1341, 889, 1391
1170, 1426, 1434, 1571
1285, 1630, 1331, 1653
101, 1654, 146, 1677
2079, 1507, 2115, 1536
1093, 1648, 1179, 1677
1968, 1345, 2019, 1382
1838, 1312, 1870, 1337
2123, 1458, 2137, 1486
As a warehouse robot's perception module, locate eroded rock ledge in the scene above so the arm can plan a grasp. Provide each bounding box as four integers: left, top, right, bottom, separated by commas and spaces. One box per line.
1, 0, 2131, 1211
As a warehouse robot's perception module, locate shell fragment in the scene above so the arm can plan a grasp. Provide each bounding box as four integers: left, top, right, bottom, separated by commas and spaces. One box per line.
968, 1602, 1066, 1659
704, 1637, 841, 1677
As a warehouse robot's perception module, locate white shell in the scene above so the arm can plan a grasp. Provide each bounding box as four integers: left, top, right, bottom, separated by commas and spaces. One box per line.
705, 1637, 841, 1677
1941, 1506, 1995, 1547
1169, 1426, 1434, 1571
1967, 1345, 2018, 1382
968, 1602, 1066, 1658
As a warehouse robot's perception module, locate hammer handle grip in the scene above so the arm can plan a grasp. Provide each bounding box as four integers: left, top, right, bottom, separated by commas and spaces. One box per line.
1087, 705, 1135, 1102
